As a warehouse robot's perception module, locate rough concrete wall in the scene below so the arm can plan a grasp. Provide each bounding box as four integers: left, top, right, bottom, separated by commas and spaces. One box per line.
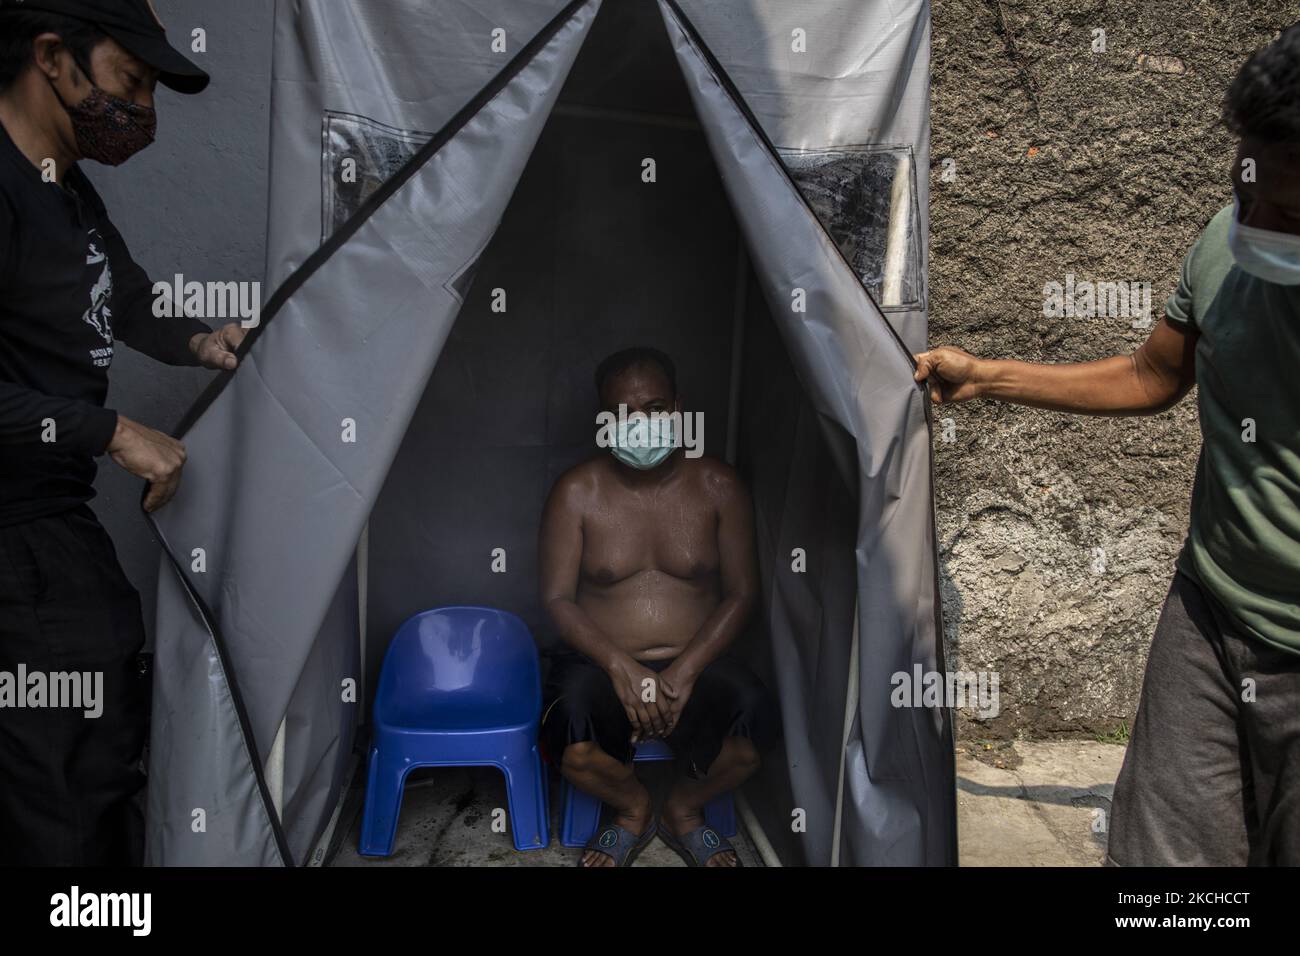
929, 1, 1295, 737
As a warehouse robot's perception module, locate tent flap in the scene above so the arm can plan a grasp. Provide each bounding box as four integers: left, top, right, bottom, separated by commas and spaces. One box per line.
145, 0, 953, 868
146, 0, 602, 866
659, 0, 954, 865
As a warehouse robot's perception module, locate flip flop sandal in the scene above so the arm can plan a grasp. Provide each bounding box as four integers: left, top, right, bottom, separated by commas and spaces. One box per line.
578, 820, 657, 868
658, 820, 744, 867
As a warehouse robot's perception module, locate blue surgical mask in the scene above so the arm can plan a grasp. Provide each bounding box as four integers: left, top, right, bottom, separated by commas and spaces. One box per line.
611, 415, 676, 471
1228, 195, 1300, 286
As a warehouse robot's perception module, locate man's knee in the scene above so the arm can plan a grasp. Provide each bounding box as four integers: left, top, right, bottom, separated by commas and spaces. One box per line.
560, 740, 604, 775
725, 735, 761, 774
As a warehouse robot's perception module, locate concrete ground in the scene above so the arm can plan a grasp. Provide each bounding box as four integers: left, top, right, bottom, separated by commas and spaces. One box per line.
330, 740, 1124, 866
331, 760, 763, 867
957, 739, 1127, 866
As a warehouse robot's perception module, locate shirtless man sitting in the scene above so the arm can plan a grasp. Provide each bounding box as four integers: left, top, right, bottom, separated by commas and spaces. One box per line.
539, 347, 778, 867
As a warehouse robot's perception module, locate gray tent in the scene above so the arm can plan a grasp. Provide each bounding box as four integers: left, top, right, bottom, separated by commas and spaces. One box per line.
144, 0, 954, 867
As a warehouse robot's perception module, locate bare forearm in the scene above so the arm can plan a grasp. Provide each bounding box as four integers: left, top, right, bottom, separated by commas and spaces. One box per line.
673, 593, 753, 679
977, 354, 1164, 415
545, 598, 630, 672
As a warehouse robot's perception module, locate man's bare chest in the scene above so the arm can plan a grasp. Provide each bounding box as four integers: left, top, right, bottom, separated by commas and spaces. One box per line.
580, 498, 719, 585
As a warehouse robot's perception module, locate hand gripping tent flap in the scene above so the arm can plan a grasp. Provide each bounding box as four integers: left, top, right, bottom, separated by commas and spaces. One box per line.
144, 0, 956, 867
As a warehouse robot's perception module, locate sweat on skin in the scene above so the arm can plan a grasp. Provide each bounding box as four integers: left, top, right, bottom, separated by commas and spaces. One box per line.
538, 351, 776, 866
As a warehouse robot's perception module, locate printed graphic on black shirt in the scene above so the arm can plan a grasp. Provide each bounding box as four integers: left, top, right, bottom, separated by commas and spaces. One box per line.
84, 228, 114, 368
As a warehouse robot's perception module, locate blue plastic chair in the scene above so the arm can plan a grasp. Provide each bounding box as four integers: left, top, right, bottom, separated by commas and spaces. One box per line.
359, 606, 549, 855
559, 737, 737, 847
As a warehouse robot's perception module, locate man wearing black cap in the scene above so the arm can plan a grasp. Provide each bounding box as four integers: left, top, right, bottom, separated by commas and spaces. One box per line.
0, 1, 243, 865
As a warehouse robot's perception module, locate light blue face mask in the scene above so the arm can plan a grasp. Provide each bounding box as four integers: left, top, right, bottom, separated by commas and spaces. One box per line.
611, 415, 676, 471
1229, 195, 1300, 286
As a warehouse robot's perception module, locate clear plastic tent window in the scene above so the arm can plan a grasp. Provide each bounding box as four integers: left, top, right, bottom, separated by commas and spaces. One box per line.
783, 146, 925, 311
321, 111, 434, 243
145, 0, 954, 868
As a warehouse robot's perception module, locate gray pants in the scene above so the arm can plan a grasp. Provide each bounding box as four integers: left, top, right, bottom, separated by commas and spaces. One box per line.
1107, 569, 1300, 865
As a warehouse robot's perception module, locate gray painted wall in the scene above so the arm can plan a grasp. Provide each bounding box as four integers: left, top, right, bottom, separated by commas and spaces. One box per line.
89, 0, 273, 639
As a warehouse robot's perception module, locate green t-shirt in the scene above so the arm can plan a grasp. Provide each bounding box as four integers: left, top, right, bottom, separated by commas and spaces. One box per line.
1165, 204, 1300, 654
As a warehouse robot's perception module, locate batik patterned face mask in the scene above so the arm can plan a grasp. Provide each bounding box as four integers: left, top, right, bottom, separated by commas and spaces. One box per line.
51, 76, 157, 167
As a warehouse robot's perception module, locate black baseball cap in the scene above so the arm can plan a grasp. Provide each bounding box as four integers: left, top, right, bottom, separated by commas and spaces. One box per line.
0, 0, 210, 94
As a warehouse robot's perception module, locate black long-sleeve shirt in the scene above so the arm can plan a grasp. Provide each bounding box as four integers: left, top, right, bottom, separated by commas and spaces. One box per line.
0, 120, 210, 527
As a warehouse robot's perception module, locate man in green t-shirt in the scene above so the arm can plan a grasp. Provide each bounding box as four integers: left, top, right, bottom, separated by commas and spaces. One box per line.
915, 25, 1300, 865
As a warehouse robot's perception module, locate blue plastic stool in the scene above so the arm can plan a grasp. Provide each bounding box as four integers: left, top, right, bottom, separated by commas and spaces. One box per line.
359, 606, 549, 855
559, 738, 737, 847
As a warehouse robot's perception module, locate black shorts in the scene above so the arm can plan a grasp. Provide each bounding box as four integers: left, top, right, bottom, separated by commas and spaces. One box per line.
540, 650, 779, 776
